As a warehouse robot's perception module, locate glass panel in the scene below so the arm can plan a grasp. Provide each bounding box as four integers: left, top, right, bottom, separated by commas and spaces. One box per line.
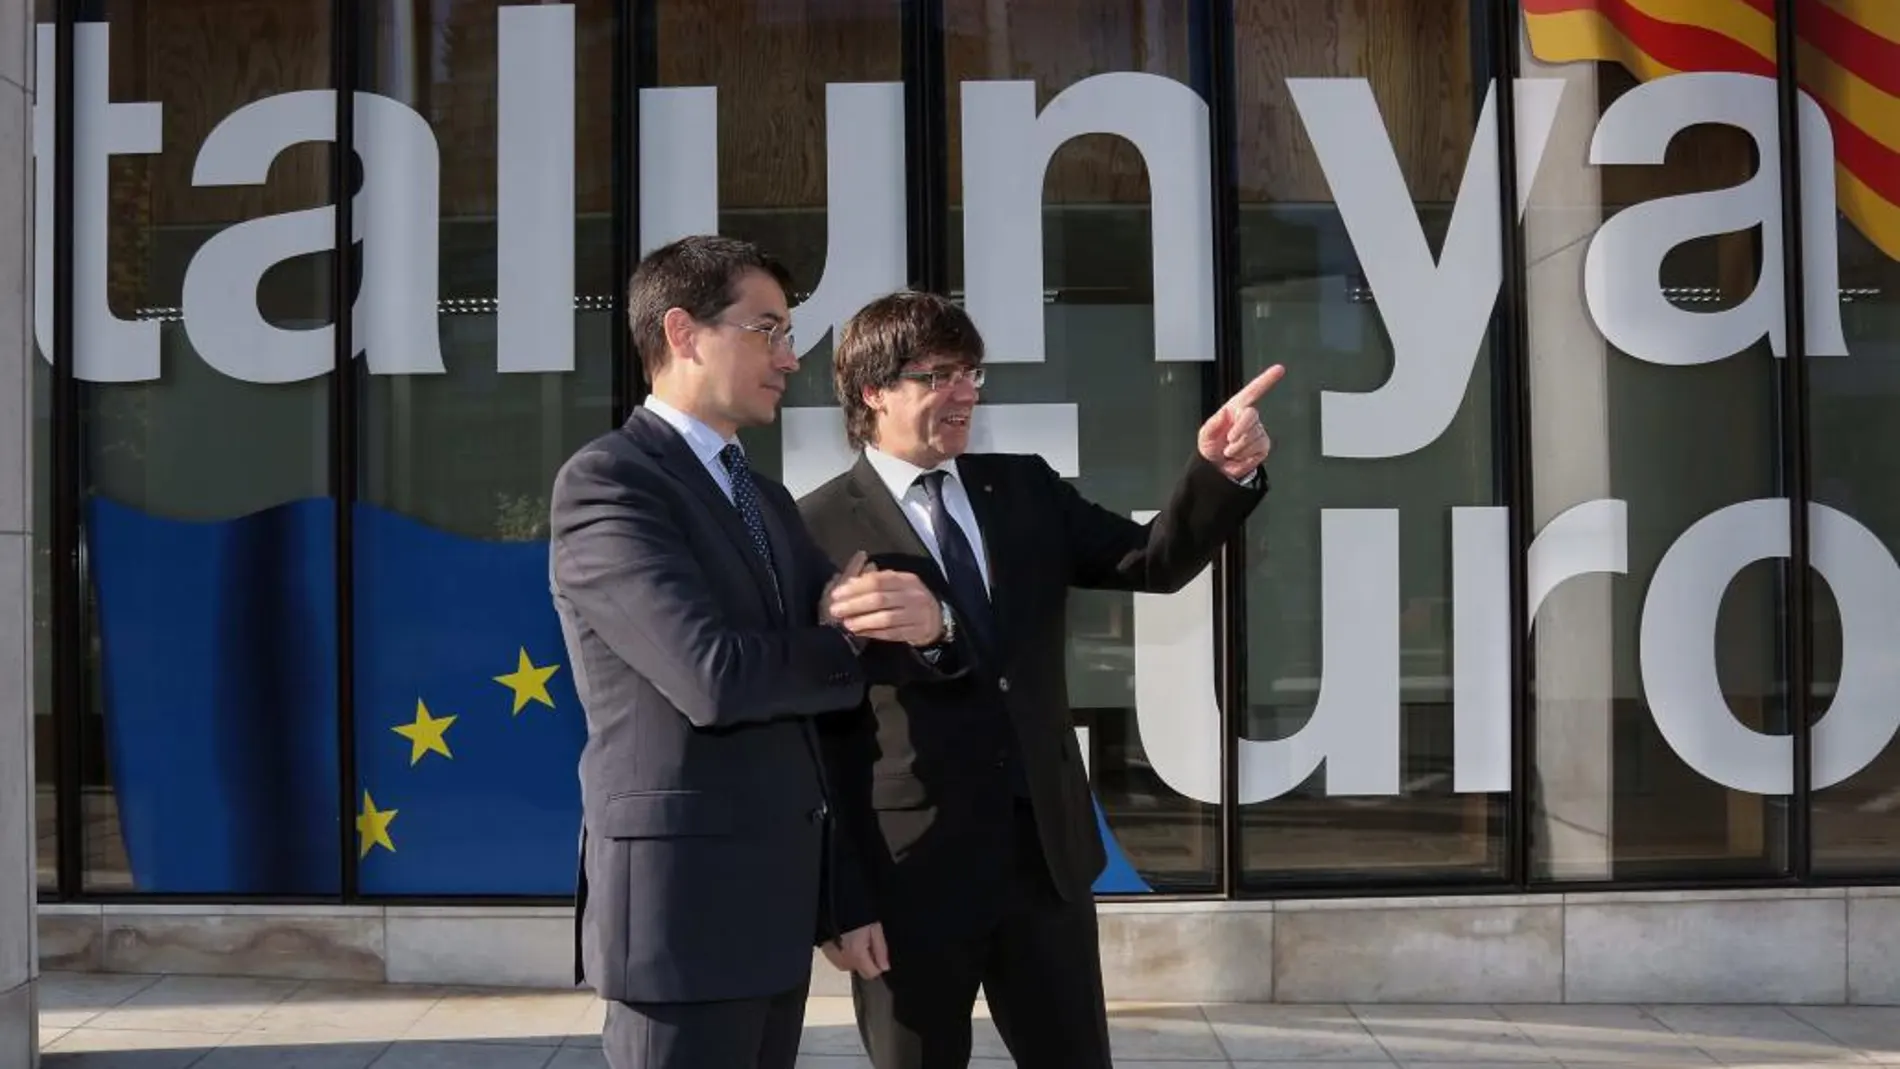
944, 0, 1219, 893
1800, 0, 1900, 874
31, 0, 54, 895
351, 0, 616, 895
77, 0, 338, 893
653, 0, 904, 480
1520, 1, 1789, 880
1234, 0, 1507, 887
33, 323, 52, 893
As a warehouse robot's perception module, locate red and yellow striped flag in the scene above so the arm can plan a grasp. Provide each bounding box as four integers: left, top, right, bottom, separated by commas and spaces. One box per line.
1523, 0, 1900, 259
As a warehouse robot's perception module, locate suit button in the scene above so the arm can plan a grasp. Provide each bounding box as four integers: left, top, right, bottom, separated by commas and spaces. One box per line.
998, 677, 1011, 693
810, 804, 828, 822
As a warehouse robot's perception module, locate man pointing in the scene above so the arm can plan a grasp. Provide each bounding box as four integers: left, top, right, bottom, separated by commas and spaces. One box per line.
797, 291, 1278, 1068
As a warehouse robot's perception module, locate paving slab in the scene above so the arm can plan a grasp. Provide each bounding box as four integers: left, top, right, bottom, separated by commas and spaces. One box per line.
32, 972, 1900, 1067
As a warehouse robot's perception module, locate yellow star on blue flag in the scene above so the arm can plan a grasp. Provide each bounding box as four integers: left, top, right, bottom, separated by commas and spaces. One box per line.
495, 648, 561, 715
392, 699, 455, 765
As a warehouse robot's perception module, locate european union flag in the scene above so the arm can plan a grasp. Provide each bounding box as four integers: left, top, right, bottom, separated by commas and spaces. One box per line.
86, 495, 1155, 897
86, 496, 341, 895
351, 503, 584, 895
1092, 801, 1152, 893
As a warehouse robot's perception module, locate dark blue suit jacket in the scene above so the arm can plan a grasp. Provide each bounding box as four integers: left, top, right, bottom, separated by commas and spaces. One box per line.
548, 407, 953, 1004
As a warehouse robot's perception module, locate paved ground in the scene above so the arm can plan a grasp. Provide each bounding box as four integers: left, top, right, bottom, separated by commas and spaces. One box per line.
32, 970, 1900, 1066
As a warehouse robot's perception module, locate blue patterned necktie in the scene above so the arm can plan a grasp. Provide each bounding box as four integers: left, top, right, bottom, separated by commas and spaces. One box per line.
917, 470, 995, 652
718, 444, 779, 591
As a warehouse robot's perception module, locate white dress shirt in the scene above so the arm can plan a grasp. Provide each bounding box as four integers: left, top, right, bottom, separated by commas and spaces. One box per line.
862, 447, 992, 593
644, 395, 741, 503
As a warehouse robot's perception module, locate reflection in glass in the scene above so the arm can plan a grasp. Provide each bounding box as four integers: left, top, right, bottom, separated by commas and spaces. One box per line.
349, 0, 616, 896
1233, 0, 1506, 887
945, 0, 1219, 893
1798, 0, 1900, 874
652, 0, 905, 481
31, 0, 54, 898
77, 0, 337, 893
1519, 3, 1788, 880
33, 351, 53, 892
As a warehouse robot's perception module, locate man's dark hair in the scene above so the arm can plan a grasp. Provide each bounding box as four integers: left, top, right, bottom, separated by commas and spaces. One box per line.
833, 290, 985, 450
626, 235, 796, 383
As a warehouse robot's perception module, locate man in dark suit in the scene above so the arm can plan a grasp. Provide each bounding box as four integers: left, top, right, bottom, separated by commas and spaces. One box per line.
799, 291, 1281, 1068
549, 238, 965, 1069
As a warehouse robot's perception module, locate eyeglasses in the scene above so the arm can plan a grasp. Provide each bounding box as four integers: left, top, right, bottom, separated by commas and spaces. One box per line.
896, 366, 986, 391
731, 319, 797, 354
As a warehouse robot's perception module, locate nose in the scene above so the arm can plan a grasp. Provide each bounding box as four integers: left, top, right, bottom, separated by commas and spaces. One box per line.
772, 345, 799, 373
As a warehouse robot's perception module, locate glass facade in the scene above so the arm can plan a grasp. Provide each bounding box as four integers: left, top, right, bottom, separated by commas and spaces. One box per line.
30, 0, 1900, 902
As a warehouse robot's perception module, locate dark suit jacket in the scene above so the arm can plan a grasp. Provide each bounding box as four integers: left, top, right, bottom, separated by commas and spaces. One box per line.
796, 449, 1267, 948
548, 407, 952, 1005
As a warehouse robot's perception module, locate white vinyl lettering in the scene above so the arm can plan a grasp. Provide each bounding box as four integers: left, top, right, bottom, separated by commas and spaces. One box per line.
180, 91, 337, 384
636, 83, 906, 358
1292, 78, 1563, 459
1452, 506, 1511, 793
33, 23, 162, 383
1234, 509, 1400, 800
182, 91, 445, 383
38, 10, 1900, 808
1642, 500, 1900, 794
353, 95, 447, 377
497, 4, 576, 374
786, 83, 909, 357
1585, 73, 1847, 365
637, 86, 718, 255
960, 73, 1215, 364
1131, 509, 1221, 805
1527, 498, 1631, 618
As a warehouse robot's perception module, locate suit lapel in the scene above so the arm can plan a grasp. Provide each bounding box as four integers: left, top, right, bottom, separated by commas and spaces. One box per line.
626, 408, 785, 621
846, 455, 938, 575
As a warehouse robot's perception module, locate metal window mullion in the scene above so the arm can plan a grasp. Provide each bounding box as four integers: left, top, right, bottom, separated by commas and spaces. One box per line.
331, 0, 360, 903
1483, 0, 1538, 890
1191, 0, 1245, 900
51, 0, 83, 900
901, 0, 947, 294
1773, 0, 1813, 882
615, 0, 656, 420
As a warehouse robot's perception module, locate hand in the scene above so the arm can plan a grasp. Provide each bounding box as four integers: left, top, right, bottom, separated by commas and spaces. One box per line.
821, 923, 890, 979
829, 567, 945, 647
1197, 364, 1283, 480
818, 551, 871, 628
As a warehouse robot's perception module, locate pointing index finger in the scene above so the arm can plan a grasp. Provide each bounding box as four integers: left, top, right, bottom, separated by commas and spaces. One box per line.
1226, 364, 1285, 411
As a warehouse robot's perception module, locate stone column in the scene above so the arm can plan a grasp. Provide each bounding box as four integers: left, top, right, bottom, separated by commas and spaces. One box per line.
1520, 54, 1616, 881
0, 0, 36, 1066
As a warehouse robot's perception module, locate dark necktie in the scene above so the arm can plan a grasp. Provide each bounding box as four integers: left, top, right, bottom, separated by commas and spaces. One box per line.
917, 470, 995, 652
718, 444, 781, 598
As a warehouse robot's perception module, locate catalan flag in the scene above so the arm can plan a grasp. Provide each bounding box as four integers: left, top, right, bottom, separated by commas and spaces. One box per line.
1523, 0, 1900, 260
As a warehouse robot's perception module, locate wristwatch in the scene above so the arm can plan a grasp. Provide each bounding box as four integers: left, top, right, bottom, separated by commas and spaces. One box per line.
916, 601, 956, 664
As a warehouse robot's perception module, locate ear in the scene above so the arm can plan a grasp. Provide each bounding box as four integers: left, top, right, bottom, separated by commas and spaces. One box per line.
861, 382, 883, 414
661, 307, 698, 359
